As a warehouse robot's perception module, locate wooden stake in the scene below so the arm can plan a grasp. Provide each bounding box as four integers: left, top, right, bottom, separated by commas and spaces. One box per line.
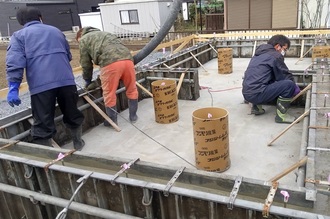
83, 95, 121, 132
268, 110, 310, 146
295, 39, 305, 64
208, 43, 218, 54
163, 63, 171, 69
291, 83, 312, 103
269, 156, 308, 182
176, 68, 189, 95
252, 41, 257, 57
0, 140, 20, 150
189, 52, 208, 73
136, 82, 153, 98
177, 72, 186, 95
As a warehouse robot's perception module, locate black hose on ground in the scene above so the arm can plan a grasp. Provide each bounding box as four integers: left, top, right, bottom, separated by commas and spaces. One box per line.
133, 0, 183, 65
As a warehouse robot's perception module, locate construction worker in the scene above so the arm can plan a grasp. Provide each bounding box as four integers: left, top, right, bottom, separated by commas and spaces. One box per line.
75, 26, 138, 126
6, 7, 85, 149
242, 34, 300, 123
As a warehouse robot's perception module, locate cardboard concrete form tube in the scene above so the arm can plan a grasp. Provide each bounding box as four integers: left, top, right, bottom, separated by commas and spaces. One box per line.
83, 95, 121, 132
192, 107, 230, 172
151, 80, 179, 124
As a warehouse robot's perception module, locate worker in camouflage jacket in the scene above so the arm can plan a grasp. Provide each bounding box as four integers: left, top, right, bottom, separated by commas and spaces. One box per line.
76, 26, 138, 126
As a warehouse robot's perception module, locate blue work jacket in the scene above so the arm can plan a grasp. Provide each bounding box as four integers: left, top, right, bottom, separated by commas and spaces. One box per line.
6, 21, 75, 95
242, 44, 294, 96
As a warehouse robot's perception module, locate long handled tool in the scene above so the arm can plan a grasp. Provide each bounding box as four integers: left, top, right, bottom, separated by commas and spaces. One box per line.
136, 81, 153, 97
268, 110, 310, 146
269, 156, 308, 182
83, 95, 121, 132
176, 68, 189, 95
291, 83, 312, 103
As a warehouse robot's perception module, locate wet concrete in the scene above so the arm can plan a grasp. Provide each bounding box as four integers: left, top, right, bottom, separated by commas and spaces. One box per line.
64, 57, 313, 188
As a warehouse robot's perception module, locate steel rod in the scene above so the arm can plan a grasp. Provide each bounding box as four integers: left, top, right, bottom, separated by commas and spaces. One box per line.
0, 183, 142, 219
297, 89, 311, 187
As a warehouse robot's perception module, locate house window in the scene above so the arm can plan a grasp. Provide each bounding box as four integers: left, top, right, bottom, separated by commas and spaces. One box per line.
120, 10, 139, 24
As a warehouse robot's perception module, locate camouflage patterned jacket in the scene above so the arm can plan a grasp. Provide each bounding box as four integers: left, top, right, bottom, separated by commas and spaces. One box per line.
79, 26, 133, 80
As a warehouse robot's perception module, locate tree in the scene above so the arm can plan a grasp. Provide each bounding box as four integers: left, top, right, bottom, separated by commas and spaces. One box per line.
301, 0, 330, 28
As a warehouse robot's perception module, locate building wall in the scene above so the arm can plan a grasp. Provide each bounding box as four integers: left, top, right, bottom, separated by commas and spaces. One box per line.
0, 0, 104, 37
225, 0, 298, 30
158, 1, 172, 30
272, 0, 298, 29
100, 1, 171, 34
226, 0, 249, 30
0, 3, 25, 37
27, 3, 79, 31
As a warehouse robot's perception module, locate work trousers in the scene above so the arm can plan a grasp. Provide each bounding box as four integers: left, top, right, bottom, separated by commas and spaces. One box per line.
243, 80, 296, 105
100, 60, 138, 107
30, 85, 84, 140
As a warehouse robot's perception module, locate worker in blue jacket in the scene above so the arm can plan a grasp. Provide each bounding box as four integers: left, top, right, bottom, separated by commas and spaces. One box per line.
6, 6, 85, 149
242, 35, 300, 123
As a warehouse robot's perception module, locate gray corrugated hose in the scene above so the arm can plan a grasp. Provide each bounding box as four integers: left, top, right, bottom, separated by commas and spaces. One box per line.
133, 0, 183, 65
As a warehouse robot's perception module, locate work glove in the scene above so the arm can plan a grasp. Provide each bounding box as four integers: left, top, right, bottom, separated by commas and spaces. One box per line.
7, 81, 21, 107
84, 79, 92, 89
293, 84, 300, 96
85, 76, 101, 91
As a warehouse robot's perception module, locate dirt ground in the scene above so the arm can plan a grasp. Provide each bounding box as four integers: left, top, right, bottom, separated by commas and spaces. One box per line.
0, 46, 81, 90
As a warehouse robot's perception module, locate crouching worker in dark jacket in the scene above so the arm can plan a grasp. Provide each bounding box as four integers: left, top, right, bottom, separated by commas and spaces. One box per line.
242, 34, 300, 124
6, 7, 85, 150
76, 26, 138, 127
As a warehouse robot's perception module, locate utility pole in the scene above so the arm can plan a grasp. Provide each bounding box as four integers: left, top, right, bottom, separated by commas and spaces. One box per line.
199, 0, 202, 32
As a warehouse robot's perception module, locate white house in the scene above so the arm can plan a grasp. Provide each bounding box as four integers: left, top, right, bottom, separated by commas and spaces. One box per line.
98, 0, 173, 37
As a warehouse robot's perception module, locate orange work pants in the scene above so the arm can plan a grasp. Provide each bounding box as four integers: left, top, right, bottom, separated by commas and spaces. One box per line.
100, 60, 138, 107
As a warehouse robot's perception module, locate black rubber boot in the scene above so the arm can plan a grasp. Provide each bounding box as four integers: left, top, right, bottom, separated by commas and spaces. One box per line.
32, 138, 52, 147
71, 126, 85, 151
251, 104, 265, 115
275, 96, 296, 124
128, 99, 138, 123
104, 106, 118, 127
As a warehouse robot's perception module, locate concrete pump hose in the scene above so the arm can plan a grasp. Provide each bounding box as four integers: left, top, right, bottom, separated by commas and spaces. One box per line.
133, 0, 183, 65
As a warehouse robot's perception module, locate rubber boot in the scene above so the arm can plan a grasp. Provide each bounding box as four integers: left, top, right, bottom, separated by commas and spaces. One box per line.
104, 106, 118, 127
275, 96, 296, 124
251, 104, 265, 115
32, 138, 52, 147
128, 99, 138, 123
71, 126, 85, 151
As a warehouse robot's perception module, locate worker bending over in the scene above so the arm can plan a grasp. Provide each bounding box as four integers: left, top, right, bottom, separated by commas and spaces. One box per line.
6, 7, 85, 149
76, 26, 138, 126
242, 34, 300, 123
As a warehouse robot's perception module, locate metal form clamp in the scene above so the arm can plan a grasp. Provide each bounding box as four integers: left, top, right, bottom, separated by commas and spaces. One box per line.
55, 172, 93, 219
110, 158, 140, 185
163, 166, 185, 197
262, 181, 279, 218
227, 175, 243, 210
